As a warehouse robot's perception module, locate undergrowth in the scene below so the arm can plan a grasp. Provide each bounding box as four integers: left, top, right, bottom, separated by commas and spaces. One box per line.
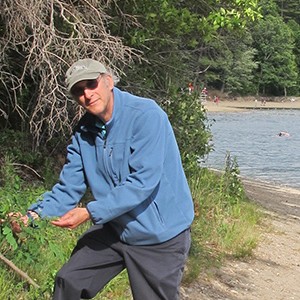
0, 144, 262, 299
184, 153, 262, 284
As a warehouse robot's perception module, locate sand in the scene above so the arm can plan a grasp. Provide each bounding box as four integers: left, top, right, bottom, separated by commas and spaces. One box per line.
203, 98, 300, 112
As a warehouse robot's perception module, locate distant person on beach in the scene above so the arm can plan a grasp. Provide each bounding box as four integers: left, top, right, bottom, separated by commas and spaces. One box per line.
201, 87, 208, 96
213, 95, 220, 105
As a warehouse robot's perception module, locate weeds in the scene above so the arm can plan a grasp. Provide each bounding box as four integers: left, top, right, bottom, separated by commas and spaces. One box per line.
184, 154, 261, 283
0, 142, 262, 299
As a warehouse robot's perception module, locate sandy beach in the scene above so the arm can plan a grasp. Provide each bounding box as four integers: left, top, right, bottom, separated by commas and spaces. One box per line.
204, 97, 300, 112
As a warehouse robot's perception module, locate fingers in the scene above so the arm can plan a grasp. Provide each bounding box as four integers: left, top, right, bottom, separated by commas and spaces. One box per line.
51, 218, 72, 228
51, 208, 90, 229
51, 212, 76, 228
7, 212, 29, 233
8, 212, 23, 218
6, 208, 89, 231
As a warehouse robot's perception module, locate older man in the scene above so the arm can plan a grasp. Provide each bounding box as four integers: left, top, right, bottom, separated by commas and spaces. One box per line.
25, 58, 194, 300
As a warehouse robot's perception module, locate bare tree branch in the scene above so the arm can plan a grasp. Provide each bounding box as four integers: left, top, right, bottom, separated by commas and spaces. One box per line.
0, 252, 40, 288
0, 0, 143, 147
12, 163, 44, 180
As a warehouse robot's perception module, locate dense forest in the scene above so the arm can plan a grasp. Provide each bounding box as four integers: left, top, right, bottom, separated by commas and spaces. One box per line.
0, 0, 299, 148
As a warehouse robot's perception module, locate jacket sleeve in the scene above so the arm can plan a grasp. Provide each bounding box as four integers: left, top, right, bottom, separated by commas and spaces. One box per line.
28, 135, 87, 218
87, 107, 170, 223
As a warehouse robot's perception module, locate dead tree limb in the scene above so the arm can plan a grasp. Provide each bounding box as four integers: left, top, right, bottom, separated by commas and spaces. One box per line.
12, 163, 44, 180
0, 252, 40, 288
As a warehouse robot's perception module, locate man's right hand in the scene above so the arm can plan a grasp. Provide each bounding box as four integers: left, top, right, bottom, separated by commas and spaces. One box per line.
8, 211, 39, 233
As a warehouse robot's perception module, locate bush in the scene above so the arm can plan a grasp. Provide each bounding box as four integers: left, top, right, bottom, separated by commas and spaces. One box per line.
160, 91, 212, 176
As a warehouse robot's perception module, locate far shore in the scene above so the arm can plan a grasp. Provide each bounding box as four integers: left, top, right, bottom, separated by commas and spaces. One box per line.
203, 98, 300, 112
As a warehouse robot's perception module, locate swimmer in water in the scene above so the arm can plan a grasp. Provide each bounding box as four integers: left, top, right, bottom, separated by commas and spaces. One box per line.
278, 131, 290, 137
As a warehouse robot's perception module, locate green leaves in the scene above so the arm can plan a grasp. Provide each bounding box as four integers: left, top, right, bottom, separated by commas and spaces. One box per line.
2, 226, 18, 250
251, 12, 298, 95
161, 91, 212, 176
202, 0, 262, 32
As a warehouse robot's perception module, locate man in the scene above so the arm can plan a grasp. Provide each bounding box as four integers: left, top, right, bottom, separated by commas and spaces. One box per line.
24, 58, 194, 299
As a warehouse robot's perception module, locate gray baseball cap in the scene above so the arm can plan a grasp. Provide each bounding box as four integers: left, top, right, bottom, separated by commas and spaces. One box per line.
65, 58, 107, 92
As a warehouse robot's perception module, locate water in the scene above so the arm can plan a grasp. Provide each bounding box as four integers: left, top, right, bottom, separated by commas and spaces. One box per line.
203, 109, 300, 189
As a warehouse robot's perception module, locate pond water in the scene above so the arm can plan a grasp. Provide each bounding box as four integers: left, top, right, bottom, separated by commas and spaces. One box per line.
203, 109, 300, 189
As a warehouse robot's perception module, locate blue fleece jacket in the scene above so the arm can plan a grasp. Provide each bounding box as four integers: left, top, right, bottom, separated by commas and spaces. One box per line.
29, 87, 194, 245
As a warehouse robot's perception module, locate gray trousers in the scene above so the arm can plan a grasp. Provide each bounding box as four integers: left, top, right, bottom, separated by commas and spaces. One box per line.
52, 224, 191, 300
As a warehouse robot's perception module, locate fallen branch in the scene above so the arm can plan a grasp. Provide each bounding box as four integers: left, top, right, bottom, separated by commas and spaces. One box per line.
12, 163, 44, 180
0, 252, 40, 288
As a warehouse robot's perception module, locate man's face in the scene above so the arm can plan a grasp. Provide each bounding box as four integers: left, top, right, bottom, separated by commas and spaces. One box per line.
71, 74, 114, 123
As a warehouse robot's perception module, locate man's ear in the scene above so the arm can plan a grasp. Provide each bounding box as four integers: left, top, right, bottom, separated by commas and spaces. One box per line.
104, 75, 114, 90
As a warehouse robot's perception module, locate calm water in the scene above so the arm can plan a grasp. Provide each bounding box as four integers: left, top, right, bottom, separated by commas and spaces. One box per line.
203, 109, 300, 189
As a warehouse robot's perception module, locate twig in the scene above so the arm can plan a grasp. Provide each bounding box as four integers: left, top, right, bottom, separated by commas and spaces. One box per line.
0, 252, 40, 288
12, 163, 44, 180
1, 0, 141, 147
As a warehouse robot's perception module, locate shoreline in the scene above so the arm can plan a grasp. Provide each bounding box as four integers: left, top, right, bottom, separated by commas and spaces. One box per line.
183, 172, 300, 299
241, 177, 300, 219
210, 169, 300, 218
203, 98, 300, 216
203, 99, 300, 112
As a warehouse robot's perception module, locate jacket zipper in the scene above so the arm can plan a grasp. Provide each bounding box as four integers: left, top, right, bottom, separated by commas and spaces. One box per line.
102, 138, 118, 186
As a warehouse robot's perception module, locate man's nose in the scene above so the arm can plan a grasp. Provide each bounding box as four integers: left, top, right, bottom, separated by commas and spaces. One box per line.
83, 88, 93, 99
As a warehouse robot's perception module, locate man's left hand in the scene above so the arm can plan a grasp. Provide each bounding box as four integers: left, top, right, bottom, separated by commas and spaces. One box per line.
51, 207, 91, 229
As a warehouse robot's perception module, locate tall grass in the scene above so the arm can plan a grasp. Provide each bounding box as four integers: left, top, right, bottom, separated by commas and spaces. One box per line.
0, 153, 262, 299
184, 155, 262, 284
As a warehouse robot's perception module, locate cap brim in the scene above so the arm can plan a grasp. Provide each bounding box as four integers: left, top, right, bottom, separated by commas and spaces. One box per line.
67, 72, 100, 92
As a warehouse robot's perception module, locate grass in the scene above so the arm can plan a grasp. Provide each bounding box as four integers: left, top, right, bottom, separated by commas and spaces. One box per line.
0, 154, 263, 299
184, 166, 262, 284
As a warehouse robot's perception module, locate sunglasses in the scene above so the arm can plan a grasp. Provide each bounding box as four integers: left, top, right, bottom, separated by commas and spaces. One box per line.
71, 76, 102, 97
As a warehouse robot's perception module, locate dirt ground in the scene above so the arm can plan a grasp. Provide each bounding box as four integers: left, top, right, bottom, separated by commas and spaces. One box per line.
181, 179, 300, 300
